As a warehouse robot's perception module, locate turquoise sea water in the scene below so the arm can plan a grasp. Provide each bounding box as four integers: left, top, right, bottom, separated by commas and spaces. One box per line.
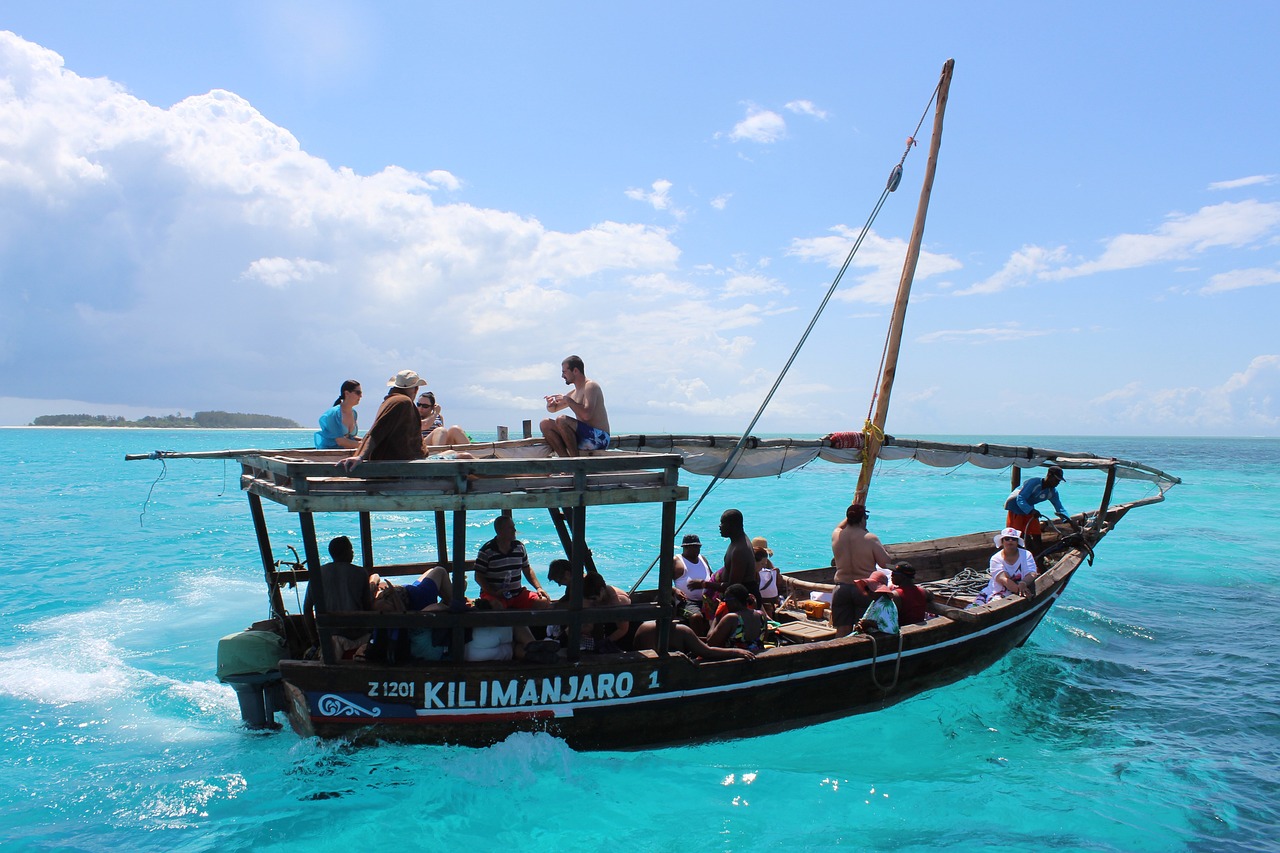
1, 429, 1276, 852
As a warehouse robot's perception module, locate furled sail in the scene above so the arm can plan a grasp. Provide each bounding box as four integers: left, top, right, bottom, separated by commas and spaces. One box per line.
604, 434, 1180, 495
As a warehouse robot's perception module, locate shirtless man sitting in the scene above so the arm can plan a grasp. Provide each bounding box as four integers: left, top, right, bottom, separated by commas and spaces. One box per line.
830, 503, 893, 638
540, 355, 611, 457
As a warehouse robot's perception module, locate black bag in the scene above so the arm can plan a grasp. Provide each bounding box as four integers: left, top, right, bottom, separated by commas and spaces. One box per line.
364, 627, 410, 664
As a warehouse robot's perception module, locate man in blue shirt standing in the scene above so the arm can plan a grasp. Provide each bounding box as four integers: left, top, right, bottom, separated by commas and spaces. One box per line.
1004, 464, 1069, 555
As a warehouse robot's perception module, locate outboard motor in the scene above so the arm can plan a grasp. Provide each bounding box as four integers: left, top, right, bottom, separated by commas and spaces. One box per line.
216, 629, 288, 730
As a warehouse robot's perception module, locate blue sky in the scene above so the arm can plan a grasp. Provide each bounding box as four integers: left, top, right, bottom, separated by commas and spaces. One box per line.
1, 2, 1277, 436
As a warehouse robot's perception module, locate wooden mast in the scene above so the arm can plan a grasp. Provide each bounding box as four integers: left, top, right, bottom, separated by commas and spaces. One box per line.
854, 58, 954, 506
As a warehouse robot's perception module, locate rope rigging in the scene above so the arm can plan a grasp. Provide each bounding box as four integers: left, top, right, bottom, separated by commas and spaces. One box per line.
138, 451, 171, 527
629, 73, 945, 594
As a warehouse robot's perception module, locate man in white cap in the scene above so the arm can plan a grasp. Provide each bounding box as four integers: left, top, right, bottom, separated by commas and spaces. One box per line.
339, 370, 427, 471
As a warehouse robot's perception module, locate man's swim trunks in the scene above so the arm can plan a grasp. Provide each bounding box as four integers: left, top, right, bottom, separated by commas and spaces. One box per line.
575, 421, 610, 450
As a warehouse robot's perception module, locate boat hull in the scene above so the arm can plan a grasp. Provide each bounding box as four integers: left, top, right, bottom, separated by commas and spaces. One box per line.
278, 566, 1073, 750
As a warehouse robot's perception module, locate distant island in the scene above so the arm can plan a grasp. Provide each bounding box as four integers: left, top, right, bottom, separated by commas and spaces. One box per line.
31, 411, 301, 428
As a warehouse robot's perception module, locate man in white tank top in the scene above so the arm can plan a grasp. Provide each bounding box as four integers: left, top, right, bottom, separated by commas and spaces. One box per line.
673, 533, 712, 634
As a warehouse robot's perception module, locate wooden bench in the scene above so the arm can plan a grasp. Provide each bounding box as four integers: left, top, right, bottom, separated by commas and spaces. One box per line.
773, 619, 837, 644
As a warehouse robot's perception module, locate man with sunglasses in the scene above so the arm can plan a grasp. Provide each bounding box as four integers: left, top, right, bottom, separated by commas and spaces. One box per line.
417, 391, 469, 446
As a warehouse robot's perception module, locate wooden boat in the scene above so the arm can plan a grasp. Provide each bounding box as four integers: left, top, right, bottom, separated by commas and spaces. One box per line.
127, 60, 1180, 749
132, 435, 1177, 749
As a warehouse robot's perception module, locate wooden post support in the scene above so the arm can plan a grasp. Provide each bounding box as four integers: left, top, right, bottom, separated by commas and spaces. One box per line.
566, 552, 583, 664
1098, 463, 1118, 523
299, 511, 335, 665
434, 510, 448, 563
657, 494, 676, 655
450, 509, 468, 661
359, 511, 374, 570
549, 507, 598, 575
247, 492, 288, 623
497, 425, 509, 441
568, 505, 588, 662
523, 419, 533, 438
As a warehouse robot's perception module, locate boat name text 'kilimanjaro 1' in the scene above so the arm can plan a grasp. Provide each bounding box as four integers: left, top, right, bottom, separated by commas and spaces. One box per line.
362, 671, 651, 708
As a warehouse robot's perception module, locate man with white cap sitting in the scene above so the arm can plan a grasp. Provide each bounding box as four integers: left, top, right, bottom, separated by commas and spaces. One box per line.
339, 370, 428, 471
972, 527, 1040, 606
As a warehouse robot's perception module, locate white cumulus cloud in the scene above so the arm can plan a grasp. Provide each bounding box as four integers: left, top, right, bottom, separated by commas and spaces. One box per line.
787, 226, 962, 304
784, 99, 829, 120
0, 32, 695, 425
1200, 265, 1280, 294
624, 178, 685, 219
729, 106, 787, 144
953, 246, 1068, 296
1208, 175, 1276, 191
1046, 200, 1280, 279
243, 257, 336, 288
917, 324, 1055, 345
1088, 355, 1280, 431
722, 273, 787, 298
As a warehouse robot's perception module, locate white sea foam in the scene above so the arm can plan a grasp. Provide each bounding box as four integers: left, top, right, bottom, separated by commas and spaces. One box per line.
0, 593, 241, 741
442, 731, 576, 786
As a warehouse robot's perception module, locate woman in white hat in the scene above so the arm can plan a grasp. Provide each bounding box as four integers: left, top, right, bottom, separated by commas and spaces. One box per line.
751, 537, 780, 618
972, 527, 1039, 606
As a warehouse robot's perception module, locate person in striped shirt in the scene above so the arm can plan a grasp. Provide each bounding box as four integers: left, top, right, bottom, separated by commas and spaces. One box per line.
473, 515, 552, 610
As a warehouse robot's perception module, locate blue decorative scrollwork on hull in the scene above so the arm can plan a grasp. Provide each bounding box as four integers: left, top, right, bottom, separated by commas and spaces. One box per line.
317, 693, 382, 718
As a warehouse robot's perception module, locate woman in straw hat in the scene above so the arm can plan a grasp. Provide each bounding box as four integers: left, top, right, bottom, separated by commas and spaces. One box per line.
972, 527, 1039, 606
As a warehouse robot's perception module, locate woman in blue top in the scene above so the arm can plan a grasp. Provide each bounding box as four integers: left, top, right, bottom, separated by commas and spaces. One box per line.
314, 380, 362, 449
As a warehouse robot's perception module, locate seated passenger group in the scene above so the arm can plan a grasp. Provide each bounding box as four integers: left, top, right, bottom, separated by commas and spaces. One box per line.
304, 508, 768, 665
312, 370, 475, 472
825, 502, 977, 635
320, 353, 611, 471
306, 498, 1027, 666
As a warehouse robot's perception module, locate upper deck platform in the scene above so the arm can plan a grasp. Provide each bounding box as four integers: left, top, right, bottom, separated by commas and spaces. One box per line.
235, 445, 688, 513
